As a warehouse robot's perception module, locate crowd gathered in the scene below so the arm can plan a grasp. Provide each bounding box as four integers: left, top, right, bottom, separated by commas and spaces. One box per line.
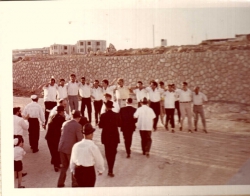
13, 73, 208, 188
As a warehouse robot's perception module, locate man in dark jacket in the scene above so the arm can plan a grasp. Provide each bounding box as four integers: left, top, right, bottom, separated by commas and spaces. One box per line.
45, 106, 65, 172
99, 100, 121, 177
119, 98, 137, 158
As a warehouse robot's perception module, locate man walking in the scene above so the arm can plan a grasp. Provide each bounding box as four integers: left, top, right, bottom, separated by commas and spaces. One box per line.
57, 110, 83, 188
99, 100, 121, 177
91, 80, 103, 126
70, 123, 105, 187
13, 107, 29, 141
193, 87, 208, 133
22, 95, 45, 153
67, 74, 79, 112
134, 97, 156, 157
115, 78, 130, 108
132, 81, 148, 107
119, 98, 137, 158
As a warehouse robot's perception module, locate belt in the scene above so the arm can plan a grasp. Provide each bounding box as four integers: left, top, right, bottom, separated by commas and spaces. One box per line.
94, 100, 102, 102
180, 101, 191, 103
75, 165, 94, 168
194, 105, 202, 106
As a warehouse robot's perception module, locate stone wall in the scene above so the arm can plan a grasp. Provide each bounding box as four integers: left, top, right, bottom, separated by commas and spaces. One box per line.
13, 50, 250, 104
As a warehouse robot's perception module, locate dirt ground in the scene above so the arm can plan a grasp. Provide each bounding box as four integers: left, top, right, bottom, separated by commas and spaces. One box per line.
12, 96, 250, 189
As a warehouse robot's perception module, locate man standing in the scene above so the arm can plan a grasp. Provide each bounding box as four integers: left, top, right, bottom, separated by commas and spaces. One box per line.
101, 79, 117, 100
119, 98, 137, 158
99, 100, 121, 177
79, 77, 92, 123
48, 99, 70, 121
22, 95, 45, 153
57, 78, 69, 114
67, 74, 79, 112
132, 81, 148, 107
193, 87, 208, 133
100, 93, 120, 114
172, 84, 181, 124
13, 107, 29, 140
115, 78, 130, 108
57, 110, 83, 188
70, 123, 105, 187
158, 81, 166, 126
91, 80, 103, 126
134, 97, 155, 157
178, 82, 193, 133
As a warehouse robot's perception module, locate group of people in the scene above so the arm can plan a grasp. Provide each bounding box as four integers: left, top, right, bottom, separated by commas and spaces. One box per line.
13, 73, 208, 188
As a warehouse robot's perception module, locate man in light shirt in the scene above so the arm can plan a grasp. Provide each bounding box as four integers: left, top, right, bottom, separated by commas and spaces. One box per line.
193, 87, 208, 133
70, 123, 105, 187
100, 93, 120, 114
115, 78, 130, 108
178, 82, 193, 133
158, 81, 166, 126
57, 79, 69, 114
13, 107, 29, 140
163, 84, 176, 133
91, 80, 103, 125
134, 97, 156, 157
79, 76, 93, 123
132, 81, 148, 107
48, 99, 71, 121
101, 79, 116, 101
67, 74, 79, 112
22, 95, 45, 153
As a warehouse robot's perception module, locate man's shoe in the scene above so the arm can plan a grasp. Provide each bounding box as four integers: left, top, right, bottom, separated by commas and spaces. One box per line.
54, 166, 59, 172
22, 173, 27, 177
165, 125, 169, 131
108, 172, 115, 177
204, 129, 208, 133
146, 153, 150, 158
194, 128, 197, 132
33, 149, 39, 153
57, 184, 65, 188
188, 130, 193, 133
18, 186, 25, 188
171, 129, 175, 133
126, 154, 130, 158
142, 152, 146, 155
180, 127, 182, 131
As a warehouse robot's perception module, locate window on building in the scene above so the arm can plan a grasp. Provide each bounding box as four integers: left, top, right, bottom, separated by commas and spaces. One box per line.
64, 46, 67, 50
80, 49, 84, 52
96, 42, 100, 46
54, 46, 57, 49
88, 42, 91, 45
80, 42, 84, 45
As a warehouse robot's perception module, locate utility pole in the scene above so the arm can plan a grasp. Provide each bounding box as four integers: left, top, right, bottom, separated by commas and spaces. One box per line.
153, 25, 155, 48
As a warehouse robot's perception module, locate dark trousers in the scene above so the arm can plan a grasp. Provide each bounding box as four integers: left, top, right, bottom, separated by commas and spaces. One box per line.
104, 143, 118, 174
93, 100, 103, 124
149, 101, 160, 129
165, 108, 175, 128
175, 101, 181, 123
28, 118, 39, 151
123, 131, 134, 155
47, 139, 61, 167
44, 101, 57, 125
139, 130, 152, 154
74, 166, 96, 187
81, 97, 92, 123
57, 152, 78, 187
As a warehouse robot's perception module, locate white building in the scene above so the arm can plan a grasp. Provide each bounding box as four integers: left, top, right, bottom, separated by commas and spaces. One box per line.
76, 40, 106, 54
50, 44, 76, 55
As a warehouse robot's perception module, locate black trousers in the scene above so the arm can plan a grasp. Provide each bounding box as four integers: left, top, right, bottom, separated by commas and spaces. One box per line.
149, 101, 160, 129
139, 131, 152, 154
81, 97, 92, 123
104, 143, 118, 174
75, 166, 96, 187
165, 108, 175, 128
175, 101, 181, 123
44, 101, 57, 125
47, 139, 61, 167
93, 100, 103, 124
123, 131, 134, 155
28, 118, 40, 151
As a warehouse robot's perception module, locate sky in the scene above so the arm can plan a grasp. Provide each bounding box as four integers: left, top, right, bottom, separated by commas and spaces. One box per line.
0, 0, 250, 50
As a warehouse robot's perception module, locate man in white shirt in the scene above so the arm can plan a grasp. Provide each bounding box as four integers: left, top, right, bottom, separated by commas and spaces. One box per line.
115, 78, 130, 108
67, 74, 79, 112
159, 81, 166, 126
22, 95, 45, 153
178, 82, 193, 133
132, 81, 148, 107
163, 84, 176, 133
57, 79, 69, 114
145, 81, 161, 131
70, 123, 105, 187
13, 107, 29, 140
91, 80, 103, 125
193, 87, 208, 133
48, 99, 71, 121
79, 76, 92, 123
101, 79, 116, 101
134, 97, 156, 157
101, 93, 120, 114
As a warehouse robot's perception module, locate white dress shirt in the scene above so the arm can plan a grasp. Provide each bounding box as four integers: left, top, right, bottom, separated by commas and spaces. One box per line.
43, 84, 58, 102
115, 86, 130, 100
134, 105, 156, 131
102, 85, 116, 100
57, 85, 68, 99
145, 87, 161, 102
22, 101, 45, 124
178, 89, 192, 102
133, 88, 148, 102
79, 83, 92, 98
70, 139, 105, 174
14, 146, 26, 161
67, 81, 79, 96
92, 87, 103, 101
163, 91, 176, 109
13, 115, 29, 136
193, 92, 208, 105
100, 101, 120, 114
174, 88, 181, 101
49, 106, 71, 120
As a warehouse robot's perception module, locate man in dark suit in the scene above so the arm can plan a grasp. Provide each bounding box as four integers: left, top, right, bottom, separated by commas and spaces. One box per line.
57, 110, 83, 188
119, 98, 137, 158
99, 100, 121, 177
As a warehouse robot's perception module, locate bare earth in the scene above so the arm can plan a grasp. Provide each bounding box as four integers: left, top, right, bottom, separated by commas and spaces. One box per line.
13, 96, 250, 188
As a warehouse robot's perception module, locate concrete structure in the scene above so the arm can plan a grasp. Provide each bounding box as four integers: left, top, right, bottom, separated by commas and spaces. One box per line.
76, 40, 106, 54
49, 44, 76, 55
13, 47, 50, 55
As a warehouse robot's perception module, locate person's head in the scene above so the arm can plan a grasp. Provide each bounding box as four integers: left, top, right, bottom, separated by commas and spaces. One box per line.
50, 78, 56, 86
168, 84, 173, 91
126, 98, 133, 105
194, 86, 200, 94
117, 78, 124, 87
101, 79, 109, 88
104, 93, 112, 101
13, 107, 21, 116
104, 100, 114, 110
83, 123, 95, 140
137, 81, 143, 89
14, 137, 24, 147
182, 82, 188, 91
140, 97, 148, 105
150, 81, 158, 90
58, 99, 67, 108
172, 83, 176, 90
30, 95, 38, 102
56, 105, 65, 116
93, 80, 99, 88
159, 81, 164, 88
71, 110, 81, 122
59, 79, 65, 86
81, 77, 86, 84
70, 74, 76, 82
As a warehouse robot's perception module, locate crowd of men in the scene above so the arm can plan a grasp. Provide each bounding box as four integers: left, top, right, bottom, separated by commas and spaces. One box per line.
13, 73, 208, 188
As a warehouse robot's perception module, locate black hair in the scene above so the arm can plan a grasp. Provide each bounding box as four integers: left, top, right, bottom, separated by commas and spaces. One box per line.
13, 107, 20, 115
